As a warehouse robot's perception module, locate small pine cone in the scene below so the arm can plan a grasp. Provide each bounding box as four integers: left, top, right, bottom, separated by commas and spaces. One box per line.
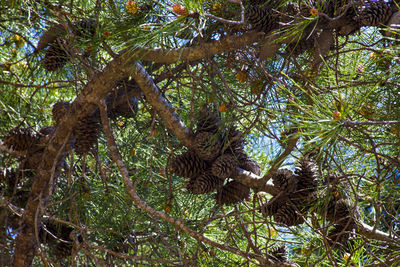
211, 154, 238, 179
195, 109, 220, 134
239, 157, 261, 176
74, 115, 100, 156
186, 171, 224, 194
215, 181, 250, 205
294, 159, 318, 193
109, 96, 138, 119
331, 198, 353, 226
52, 101, 71, 125
260, 195, 286, 217
272, 169, 297, 193
358, 1, 393, 27
170, 151, 209, 178
274, 204, 303, 226
245, 5, 279, 33
74, 18, 96, 38
286, 37, 315, 56
269, 245, 288, 263
194, 132, 221, 161
327, 224, 351, 246
3, 127, 38, 152
43, 38, 70, 71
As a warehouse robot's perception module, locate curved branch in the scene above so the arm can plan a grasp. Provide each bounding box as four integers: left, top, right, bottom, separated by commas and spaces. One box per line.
130, 31, 265, 63
12, 51, 137, 267
357, 222, 400, 244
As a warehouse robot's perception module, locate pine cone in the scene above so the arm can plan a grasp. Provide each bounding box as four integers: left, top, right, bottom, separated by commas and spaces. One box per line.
330, 198, 353, 226
74, 115, 100, 156
3, 127, 38, 152
294, 159, 318, 194
43, 38, 70, 71
186, 171, 224, 194
245, 5, 279, 33
358, 0, 394, 27
286, 37, 315, 56
109, 96, 138, 119
52, 101, 71, 125
194, 132, 221, 161
74, 18, 96, 38
170, 151, 209, 178
211, 154, 238, 179
269, 245, 288, 263
36, 23, 66, 51
215, 181, 250, 205
272, 169, 297, 193
223, 126, 245, 155
239, 157, 261, 176
274, 204, 303, 226
327, 224, 351, 246
195, 109, 220, 134
260, 195, 286, 217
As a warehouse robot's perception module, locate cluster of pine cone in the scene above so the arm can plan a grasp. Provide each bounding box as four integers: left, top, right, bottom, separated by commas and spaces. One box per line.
37, 19, 96, 71
323, 174, 359, 246
51, 79, 139, 156
1, 126, 59, 207
260, 159, 319, 226
38, 220, 82, 260
170, 109, 260, 205
245, 0, 399, 56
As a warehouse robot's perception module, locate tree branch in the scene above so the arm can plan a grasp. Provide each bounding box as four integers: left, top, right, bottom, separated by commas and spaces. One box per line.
12, 51, 137, 267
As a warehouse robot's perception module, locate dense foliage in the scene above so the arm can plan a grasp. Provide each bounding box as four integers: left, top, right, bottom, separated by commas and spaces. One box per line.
1, 0, 400, 266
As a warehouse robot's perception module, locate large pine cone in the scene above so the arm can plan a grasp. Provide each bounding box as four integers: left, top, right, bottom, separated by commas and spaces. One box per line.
3, 127, 38, 152
74, 115, 100, 156
245, 5, 279, 34
215, 181, 250, 205
327, 198, 355, 226
52, 101, 71, 125
43, 38, 70, 71
211, 154, 238, 179
272, 169, 297, 193
260, 195, 286, 217
294, 159, 318, 194
358, 0, 394, 27
170, 150, 208, 178
274, 204, 303, 226
186, 171, 224, 194
194, 132, 221, 161
195, 109, 220, 134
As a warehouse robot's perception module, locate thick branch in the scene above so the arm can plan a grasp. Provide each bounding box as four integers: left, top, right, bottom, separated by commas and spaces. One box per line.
12, 52, 135, 267
358, 222, 400, 244
131, 31, 265, 63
